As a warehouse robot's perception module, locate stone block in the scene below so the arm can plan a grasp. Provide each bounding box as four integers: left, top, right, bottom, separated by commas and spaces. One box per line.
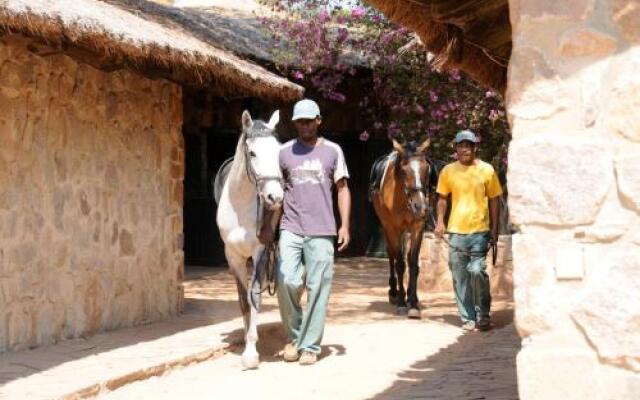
612, 0, 640, 44
506, 47, 561, 118
83, 279, 106, 335
7, 307, 30, 349
605, 52, 640, 141
558, 27, 617, 58
517, 345, 599, 399
512, 234, 554, 336
571, 254, 640, 371
615, 155, 640, 212
60, 274, 75, 305
119, 229, 135, 256
508, 139, 612, 226
510, 0, 594, 22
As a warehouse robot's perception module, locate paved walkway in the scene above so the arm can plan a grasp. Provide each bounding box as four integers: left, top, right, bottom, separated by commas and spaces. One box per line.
0, 258, 520, 400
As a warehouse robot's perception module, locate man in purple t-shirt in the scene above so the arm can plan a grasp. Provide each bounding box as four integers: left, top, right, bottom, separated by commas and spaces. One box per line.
276, 99, 351, 366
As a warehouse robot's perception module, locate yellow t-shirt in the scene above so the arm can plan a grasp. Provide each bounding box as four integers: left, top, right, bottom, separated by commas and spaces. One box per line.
436, 160, 503, 234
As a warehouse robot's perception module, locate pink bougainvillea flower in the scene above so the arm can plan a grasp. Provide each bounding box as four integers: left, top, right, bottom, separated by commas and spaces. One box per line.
328, 91, 346, 102
337, 28, 349, 43
351, 6, 366, 19
318, 10, 330, 24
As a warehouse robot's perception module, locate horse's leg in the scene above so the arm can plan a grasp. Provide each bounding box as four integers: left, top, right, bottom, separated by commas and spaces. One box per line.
390, 232, 408, 314
407, 224, 425, 319
241, 245, 267, 370
226, 248, 258, 369
382, 227, 399, 305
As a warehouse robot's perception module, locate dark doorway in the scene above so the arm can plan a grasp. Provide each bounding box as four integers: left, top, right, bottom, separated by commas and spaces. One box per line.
182, 91, 276, 267
183, 127, 238, 266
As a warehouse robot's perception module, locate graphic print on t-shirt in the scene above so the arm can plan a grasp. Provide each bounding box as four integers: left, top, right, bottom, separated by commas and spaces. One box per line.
290, 159, 326, 185
279, 138, 350, 236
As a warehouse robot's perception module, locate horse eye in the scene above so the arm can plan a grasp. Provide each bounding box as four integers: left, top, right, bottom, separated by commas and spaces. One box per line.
249, 151, 256, 158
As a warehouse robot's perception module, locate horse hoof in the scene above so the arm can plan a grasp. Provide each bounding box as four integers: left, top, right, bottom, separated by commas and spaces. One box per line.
396, 306, 408, 315
388, 293, 398, 305
408, 308, 421, 319
241, 354, 260, 370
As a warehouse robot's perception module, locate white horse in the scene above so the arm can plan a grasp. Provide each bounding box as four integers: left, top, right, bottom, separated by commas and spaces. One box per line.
216, 110, 283, 369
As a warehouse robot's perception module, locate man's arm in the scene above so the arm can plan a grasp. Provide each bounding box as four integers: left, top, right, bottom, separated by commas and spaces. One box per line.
489, 196, 500, 244
434, 195, 448, 238
336, 178, 351, 251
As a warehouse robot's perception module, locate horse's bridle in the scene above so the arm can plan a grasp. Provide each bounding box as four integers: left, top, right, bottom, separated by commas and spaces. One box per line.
242, 139, 284, 191
395, 156, 430, 213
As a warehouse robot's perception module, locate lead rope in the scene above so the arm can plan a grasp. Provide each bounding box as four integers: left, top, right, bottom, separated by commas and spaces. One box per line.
427, 212, 496, 265
249, 191, 278, 310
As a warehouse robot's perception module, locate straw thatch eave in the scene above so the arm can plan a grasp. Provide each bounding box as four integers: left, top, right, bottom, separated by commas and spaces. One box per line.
365, 0, 511, 94
0, 0, 304, 102
139, 2, 369, 68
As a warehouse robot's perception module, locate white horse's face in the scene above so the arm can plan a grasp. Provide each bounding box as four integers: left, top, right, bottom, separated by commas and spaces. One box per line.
245, 135, 284, 210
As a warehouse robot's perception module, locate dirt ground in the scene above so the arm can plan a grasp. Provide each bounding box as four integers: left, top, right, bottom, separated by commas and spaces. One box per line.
101, 257, 520, 400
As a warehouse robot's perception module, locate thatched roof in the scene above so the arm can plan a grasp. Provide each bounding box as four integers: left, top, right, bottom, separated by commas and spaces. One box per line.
148, 4, 279, 64
0, 0, 304, 101
365, 0, 511, 94
151, 3, 367, 67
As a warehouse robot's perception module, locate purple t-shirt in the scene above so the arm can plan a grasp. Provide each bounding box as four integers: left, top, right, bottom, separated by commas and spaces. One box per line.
279, 138, 349, 236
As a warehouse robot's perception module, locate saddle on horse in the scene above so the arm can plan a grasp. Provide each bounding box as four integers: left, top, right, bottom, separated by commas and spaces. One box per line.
213, 157, 234, 206
368, 152, 396, 201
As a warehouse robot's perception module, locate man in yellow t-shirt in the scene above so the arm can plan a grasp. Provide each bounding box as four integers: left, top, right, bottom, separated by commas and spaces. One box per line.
435, 130, 503, 332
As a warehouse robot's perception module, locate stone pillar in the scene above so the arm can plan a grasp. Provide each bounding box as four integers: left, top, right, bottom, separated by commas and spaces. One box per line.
507, 0, 640, 397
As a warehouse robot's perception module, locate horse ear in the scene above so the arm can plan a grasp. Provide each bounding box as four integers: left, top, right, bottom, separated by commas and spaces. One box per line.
241, 110, 253, 131
392, 139, 404, 155
266, 110, 280, 130
417, 138, 431, 154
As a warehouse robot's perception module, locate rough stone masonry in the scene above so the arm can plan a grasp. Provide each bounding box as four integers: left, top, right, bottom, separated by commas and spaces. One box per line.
0, 36, 184, 351
507, 0, 640, 398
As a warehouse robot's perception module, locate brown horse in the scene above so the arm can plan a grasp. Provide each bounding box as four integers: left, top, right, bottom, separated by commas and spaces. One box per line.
371, 138, 431, 318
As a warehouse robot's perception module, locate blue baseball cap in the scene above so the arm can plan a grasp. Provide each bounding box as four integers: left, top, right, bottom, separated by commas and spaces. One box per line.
292, 99, 321, 121
454, 130, 478, 143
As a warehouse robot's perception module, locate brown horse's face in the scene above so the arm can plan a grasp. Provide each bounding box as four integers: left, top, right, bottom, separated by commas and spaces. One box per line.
393, 139, 431, 219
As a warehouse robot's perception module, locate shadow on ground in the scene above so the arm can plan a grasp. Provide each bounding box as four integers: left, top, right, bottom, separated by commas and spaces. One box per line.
367, 309, 520, 400
220, 322, 347, 363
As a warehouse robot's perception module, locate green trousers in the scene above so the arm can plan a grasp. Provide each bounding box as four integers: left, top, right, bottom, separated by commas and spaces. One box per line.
276, 230, 334, 354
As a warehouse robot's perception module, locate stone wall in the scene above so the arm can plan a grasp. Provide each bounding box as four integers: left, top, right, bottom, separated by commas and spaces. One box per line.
419, 234, 513, 298
0, 36, 184, 351
507, 0, 640, 398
